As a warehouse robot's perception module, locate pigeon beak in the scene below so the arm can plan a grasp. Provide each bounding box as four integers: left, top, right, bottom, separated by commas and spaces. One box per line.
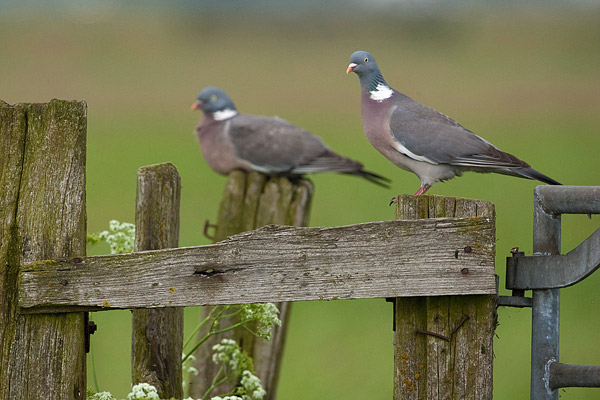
346, 63, 357, 74
190, 100, 203, 111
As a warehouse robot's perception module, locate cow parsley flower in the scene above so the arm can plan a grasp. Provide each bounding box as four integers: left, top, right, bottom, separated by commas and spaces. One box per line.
241, 370, 266, 400
89, 392, 116, 400
211, 339, 253, 376
127, 383, 159, 400
240, 303, 281, 340
98, 220, 135, 254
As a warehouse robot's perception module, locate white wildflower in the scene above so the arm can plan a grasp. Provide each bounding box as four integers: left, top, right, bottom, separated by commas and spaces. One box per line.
240, 303, 281, 340
98, 220, 135, 254
90, 392, 116, 400
241, 370, 266, 400
127, 383, 159, 400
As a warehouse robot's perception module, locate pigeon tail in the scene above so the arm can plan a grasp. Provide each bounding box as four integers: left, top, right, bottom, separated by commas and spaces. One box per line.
346, 169, 392, 188
509, 167, 561, 186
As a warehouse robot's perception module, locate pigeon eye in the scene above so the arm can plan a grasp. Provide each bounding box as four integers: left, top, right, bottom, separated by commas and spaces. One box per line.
210, 95, 217, 102
364, 57, 369, 63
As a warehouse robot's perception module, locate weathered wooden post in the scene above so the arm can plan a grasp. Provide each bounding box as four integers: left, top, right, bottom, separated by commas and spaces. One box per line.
132, 163, 183, 398
0, 100, 87, 399
187, 170, 312, 400
393, 195, 497, 400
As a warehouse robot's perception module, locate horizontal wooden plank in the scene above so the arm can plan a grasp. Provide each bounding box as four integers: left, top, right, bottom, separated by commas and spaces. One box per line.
18, 218, 496, 313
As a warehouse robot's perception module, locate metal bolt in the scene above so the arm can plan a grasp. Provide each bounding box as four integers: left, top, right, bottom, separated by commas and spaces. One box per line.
72, 257, 82, 263
461, 268, 469, 275
87, 321, 98, 335
510, 247, 525, 257
464, 246, 472, 253
60, 279, 68, 286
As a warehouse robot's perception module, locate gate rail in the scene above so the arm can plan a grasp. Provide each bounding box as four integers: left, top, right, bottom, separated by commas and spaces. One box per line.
500, 186, 600, 399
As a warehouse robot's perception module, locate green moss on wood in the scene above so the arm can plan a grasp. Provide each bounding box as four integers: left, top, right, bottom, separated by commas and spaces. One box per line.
393, 194, 496, 400
1, 100, 87, 399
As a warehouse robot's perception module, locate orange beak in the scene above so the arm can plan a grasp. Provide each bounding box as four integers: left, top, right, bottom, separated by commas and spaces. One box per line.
190, 100, 203, 111
346, 63, 357, 74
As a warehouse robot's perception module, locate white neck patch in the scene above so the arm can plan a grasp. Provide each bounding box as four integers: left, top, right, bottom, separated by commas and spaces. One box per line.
213, 108, 238, 121
370, 83, 393, 101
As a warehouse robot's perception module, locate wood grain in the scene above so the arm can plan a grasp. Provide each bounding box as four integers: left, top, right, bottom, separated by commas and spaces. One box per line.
188, 171, 313, 400
1, 100, 87, 399
131, 162, 183, 399
393, 194, 496, 400
19, 216, 495, 313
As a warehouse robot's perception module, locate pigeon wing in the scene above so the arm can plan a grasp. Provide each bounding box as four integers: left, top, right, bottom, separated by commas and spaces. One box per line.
228, 115, 363, 175
388, 93, 529, 169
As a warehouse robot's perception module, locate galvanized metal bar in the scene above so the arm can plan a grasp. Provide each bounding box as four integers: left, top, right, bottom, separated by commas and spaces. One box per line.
549, 363, 600, 388
531, 289, 560, 400
506, 228, 600, 289
535, 186, 600, 215
497, 295, 532, 308
530, 186, 561, 400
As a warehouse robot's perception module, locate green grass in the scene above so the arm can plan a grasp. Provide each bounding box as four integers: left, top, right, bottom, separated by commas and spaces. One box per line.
1, 5, 599, 399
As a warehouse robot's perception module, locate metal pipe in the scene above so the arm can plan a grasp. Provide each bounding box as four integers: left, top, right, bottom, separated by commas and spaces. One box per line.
535, 186, 600, 215
530, 188, 561, 400
549, 363, 600, 388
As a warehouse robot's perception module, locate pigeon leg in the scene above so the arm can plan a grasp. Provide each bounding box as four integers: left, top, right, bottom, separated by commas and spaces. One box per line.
414, 184, 431, 196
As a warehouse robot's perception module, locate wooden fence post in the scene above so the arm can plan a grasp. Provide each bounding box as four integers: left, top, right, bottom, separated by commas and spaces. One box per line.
0, 100, 87, 399
187, 171, 312, 400
393, 195, 497, 400
132, 163, 183, 398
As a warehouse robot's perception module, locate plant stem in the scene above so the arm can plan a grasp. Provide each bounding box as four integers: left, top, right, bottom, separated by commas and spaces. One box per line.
182, 321, 246, 363
201, 364, 229, 400
183, 305, 223, 349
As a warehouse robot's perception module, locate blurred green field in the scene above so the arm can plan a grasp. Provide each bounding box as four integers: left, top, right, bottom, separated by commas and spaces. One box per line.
1, 3, 599, 399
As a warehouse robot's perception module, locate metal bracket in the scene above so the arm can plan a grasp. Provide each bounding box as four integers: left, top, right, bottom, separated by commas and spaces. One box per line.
84, 312, 98, 353
498, 248, 532, 308
506, 228, 600, 290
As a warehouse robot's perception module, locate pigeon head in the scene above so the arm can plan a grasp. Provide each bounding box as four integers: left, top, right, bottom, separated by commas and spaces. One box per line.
191, 87, 238, 120
346, 51, 389, 93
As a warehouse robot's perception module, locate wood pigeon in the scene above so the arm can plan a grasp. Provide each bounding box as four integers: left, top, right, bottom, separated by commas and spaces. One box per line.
346, 50, 560, 199
191, 87, 390, 187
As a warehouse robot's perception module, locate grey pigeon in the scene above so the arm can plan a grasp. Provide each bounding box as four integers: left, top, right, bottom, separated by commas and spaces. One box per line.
346, 50, 560, 199
191, 87, 390, 187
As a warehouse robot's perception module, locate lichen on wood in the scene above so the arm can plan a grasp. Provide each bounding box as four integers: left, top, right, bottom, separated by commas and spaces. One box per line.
131, 162, 183, 399
0, 99, 87, 399
18, 216, 495, 310
393, 194, 496, 400
188, 171, 314, 400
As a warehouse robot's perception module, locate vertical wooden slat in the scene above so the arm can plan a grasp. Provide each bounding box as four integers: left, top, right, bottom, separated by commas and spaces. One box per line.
0, 100, 87, 399
132, 162, 182, 399
252, 176, 313, 398
188, 171, 313, 400
393, 194, 496, 400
